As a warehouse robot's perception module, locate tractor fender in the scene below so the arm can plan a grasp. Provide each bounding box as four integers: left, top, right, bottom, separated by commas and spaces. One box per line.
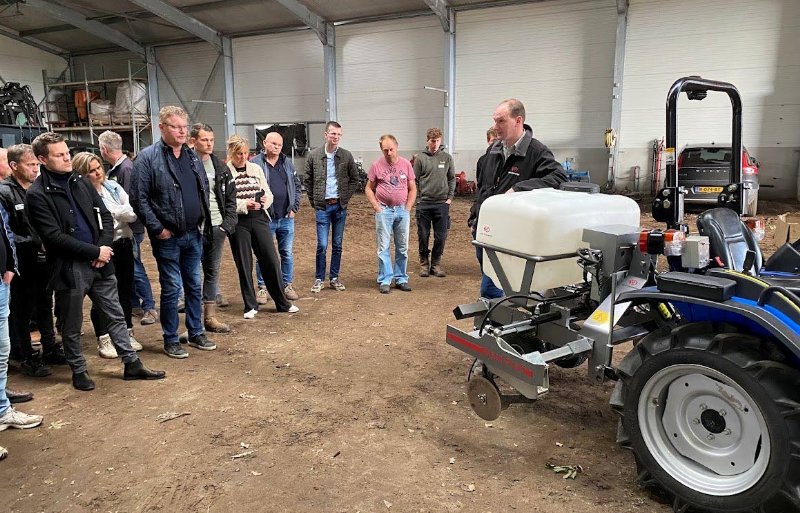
618, 288, 800, 361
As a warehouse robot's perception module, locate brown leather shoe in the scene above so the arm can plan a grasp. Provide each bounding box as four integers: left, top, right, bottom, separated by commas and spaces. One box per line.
203, 302, 231, 333
419, 258, 430, 277
5, 389, 33, 404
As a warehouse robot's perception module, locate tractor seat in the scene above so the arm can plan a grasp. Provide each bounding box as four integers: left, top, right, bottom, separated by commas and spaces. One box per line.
697, 208, 763, 275
698, 208, 800, 290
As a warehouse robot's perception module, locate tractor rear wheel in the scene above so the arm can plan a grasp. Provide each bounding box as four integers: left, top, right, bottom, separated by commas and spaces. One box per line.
610, 322, 800, 513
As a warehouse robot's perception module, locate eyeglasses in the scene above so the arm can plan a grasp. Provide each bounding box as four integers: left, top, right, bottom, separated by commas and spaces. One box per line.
164, 123, 188, 131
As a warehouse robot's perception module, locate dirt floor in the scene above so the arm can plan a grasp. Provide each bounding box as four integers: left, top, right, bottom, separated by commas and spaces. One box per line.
1, 194, 797, 513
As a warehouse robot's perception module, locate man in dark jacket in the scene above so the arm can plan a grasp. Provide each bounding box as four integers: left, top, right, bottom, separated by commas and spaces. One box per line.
99, 130, 158, 326
131, 106, 214, 358
303, 121, 360, 294
251, 131, 301, 301
189, 123, 237, 334
25, 132, 165, 391
469, 99, 568, 298
0, 144, 66, 378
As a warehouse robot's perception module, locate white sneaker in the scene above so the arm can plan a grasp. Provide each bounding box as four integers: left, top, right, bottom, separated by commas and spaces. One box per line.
285, 305, 299, 313
97, 334, 118, 359
243, 309, 258, 319
128, 328, 143, 351
310, 279, 324, 293
0, 445, 7, 460
0, 407, 43, 431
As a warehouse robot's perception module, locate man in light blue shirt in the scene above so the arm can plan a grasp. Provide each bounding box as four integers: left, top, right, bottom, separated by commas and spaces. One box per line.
303, 122, 359, 293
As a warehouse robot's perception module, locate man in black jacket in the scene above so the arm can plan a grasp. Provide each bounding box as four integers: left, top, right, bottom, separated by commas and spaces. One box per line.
131, 106, 214, 358
468, 99, 567, 228
25, 132, 165, 391
0, 144, 66, 378
469, 99, 568, 298
189, 123, 237, 334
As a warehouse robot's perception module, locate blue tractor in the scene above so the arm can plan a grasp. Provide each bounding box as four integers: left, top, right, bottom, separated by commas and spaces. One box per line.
446, 77, 800, 513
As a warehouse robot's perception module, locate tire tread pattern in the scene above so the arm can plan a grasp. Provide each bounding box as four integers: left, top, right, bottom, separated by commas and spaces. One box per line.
612, 321, 800, 513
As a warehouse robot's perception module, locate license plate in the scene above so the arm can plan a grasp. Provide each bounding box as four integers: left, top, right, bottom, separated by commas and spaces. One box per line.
695, 186, 723, 193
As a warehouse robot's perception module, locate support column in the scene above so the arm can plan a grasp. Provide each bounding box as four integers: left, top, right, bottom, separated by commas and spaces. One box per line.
222, 36, 236, 140
608, 0, 629, 187
146, 46, 161, 142
323, 23, 337, 121
444, 8, 455, 152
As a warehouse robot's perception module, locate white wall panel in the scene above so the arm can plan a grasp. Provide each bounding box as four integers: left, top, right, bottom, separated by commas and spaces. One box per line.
233, 31, 325, 127
0, 34, 67, 106
337, 17, 445, 163
618, 0, 800, 197
71, 51, 144, 82
156, 42, 225, 150
454, 0, 617, 176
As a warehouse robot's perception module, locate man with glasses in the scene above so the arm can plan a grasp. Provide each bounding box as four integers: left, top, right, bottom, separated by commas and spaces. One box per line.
303, 121, 359, 293
131, 106, 214, 359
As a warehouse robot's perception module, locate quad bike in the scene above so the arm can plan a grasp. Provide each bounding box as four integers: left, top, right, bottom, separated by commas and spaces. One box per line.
446, 77, 800, 513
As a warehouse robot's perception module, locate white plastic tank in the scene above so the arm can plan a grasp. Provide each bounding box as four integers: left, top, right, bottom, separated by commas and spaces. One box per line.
476, 188, 640, 292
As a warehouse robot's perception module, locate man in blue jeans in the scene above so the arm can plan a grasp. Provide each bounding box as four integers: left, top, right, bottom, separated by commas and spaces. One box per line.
0, 201, 43, 453
365, 135, 417, 294
251, 132, 301, 301
132, 106, 215, 359
303, 121, 360, 293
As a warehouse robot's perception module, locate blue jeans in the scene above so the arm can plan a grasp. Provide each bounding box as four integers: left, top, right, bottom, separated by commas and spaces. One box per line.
315, 204, 347, 281
131, 232, 156, 311
151, 229, 203, 345
475, 244, 504, 299
0, 282, 10, 415
375, 205, 410, 285
258, 217, 295, 288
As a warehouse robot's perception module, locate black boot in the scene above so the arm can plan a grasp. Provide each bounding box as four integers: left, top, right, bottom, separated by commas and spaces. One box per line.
124, 359, 166, 380
72, 371, 96, 391
22, 354, 52, 377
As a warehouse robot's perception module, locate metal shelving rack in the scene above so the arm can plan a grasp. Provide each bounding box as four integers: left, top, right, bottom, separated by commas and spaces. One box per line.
42, 61, 152, 153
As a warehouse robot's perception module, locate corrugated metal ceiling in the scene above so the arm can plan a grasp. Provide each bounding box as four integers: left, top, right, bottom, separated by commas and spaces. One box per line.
0, 0, 550, 54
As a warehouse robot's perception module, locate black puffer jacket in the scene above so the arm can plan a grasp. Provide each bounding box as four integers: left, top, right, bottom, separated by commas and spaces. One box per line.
468, 126, 567, 228
26, 169, 114, 290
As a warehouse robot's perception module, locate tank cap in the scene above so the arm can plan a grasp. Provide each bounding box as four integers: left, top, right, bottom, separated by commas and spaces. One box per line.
560, 182, 600, 194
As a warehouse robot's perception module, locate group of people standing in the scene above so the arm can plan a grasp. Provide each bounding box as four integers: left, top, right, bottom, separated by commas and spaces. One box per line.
0, 96, 567, 461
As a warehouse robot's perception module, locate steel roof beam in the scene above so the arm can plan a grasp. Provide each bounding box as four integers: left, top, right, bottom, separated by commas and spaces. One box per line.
128, 0, 221, 51
0, 22, 67, 56
273, 0, 328, 44
424, 0, 450, 32
24, 0, 144, 55
20, 0, 261, 37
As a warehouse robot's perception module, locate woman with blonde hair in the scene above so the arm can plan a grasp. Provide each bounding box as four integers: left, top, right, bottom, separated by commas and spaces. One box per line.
72, 152, 143, 356
226, 136, 298, 318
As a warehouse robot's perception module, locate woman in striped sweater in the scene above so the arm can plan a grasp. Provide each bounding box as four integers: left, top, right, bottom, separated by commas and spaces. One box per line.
226, 135, 298, 318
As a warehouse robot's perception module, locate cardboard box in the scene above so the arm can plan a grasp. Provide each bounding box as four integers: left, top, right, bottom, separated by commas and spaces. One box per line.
774, 213, 800, 245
